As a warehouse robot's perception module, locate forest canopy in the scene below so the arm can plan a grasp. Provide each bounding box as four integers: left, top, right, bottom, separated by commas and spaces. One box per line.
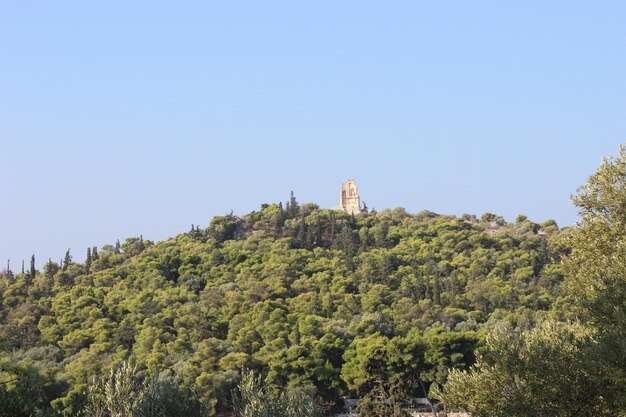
1, 194, 570, 415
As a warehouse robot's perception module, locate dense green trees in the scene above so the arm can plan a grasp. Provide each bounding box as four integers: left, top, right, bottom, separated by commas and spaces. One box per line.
0, 190, 570, 415
440, 322, 612, 417
439, 146, 626, 416
0, 355, 47, 417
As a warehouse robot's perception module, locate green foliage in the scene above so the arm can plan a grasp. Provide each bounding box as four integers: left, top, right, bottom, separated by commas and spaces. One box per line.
232, 369, 322, 417
353, 348, 409, 417
0, 196, 569, 414
207, 215, 239, 244
437, 145, 626, 417
567, 144, 626, 412
439, 321, 612, 417
0, 345, 65, 417
83, 360, 205, 417
0, 356, 46, 417
341, 329, 477, 415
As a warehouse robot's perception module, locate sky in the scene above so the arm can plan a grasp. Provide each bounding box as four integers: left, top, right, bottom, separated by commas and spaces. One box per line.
1, 1, 625, 266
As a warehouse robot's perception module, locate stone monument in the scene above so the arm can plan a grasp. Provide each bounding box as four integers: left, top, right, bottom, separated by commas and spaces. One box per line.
340, 179, 361, 214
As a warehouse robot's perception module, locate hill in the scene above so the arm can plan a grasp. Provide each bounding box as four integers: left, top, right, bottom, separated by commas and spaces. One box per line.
0, 201, 570, 415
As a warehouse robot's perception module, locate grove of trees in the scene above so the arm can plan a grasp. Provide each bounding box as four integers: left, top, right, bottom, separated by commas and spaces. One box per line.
2, 146, 624, 416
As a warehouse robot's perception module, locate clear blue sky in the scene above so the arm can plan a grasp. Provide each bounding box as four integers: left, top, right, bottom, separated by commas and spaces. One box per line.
2, 1, 625, 266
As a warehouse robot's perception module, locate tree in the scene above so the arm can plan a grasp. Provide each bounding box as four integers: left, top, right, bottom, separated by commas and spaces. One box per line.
43, 258, 59, 280
85, 248, 92, 272
232, 369, 322, 417
438, 322, 612, 417
355, 348, 409, 417
342, 334, 431, 417
63, 249, 72, 271
0, 356, 46, 417
286, 191, 299, 219
28, 255, 35, 283
136, 370, 206, 417
422, 329, 478, 388
207, 215, 238, 244
4, 259, 13, 280
84, 361, 143, 417
83, 361, 205, 417
567, 144, 626, 411
0, 194, 573, 414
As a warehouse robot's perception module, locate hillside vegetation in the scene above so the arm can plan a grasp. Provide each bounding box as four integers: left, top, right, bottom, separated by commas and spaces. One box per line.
0, 198, 569, 415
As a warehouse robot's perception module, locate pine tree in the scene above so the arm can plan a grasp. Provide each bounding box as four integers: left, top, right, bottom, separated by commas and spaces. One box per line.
297, 215, 307, 248
44, 258, 59, 280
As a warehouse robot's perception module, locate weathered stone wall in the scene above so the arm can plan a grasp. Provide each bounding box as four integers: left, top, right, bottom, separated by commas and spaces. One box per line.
340, 179, 361, 214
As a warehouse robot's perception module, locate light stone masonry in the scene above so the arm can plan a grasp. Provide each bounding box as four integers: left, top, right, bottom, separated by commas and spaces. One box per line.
340, 179, 361, 214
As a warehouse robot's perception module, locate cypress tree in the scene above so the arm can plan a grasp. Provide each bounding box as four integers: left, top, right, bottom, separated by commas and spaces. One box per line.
63, 249, 72, 270
433, 277, 441, 305
85, 247, 92, 271
339, 224, 356, 269
92, 246, 99, 261
6, 259, 13, 281
288, 191, 299, 218
449, 278, 457, 307
29, 254, 35, 283
314, 217, 323, 246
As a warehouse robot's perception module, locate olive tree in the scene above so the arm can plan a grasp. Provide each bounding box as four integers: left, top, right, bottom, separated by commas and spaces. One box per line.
232, 370, 322, 417
439, 322, 612, 417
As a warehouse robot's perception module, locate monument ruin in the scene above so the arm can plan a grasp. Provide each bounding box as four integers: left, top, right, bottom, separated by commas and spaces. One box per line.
340, 179, 362, 214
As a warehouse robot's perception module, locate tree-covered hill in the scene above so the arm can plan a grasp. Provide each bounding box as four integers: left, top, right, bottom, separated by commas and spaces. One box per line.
0, 201, 570, 416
